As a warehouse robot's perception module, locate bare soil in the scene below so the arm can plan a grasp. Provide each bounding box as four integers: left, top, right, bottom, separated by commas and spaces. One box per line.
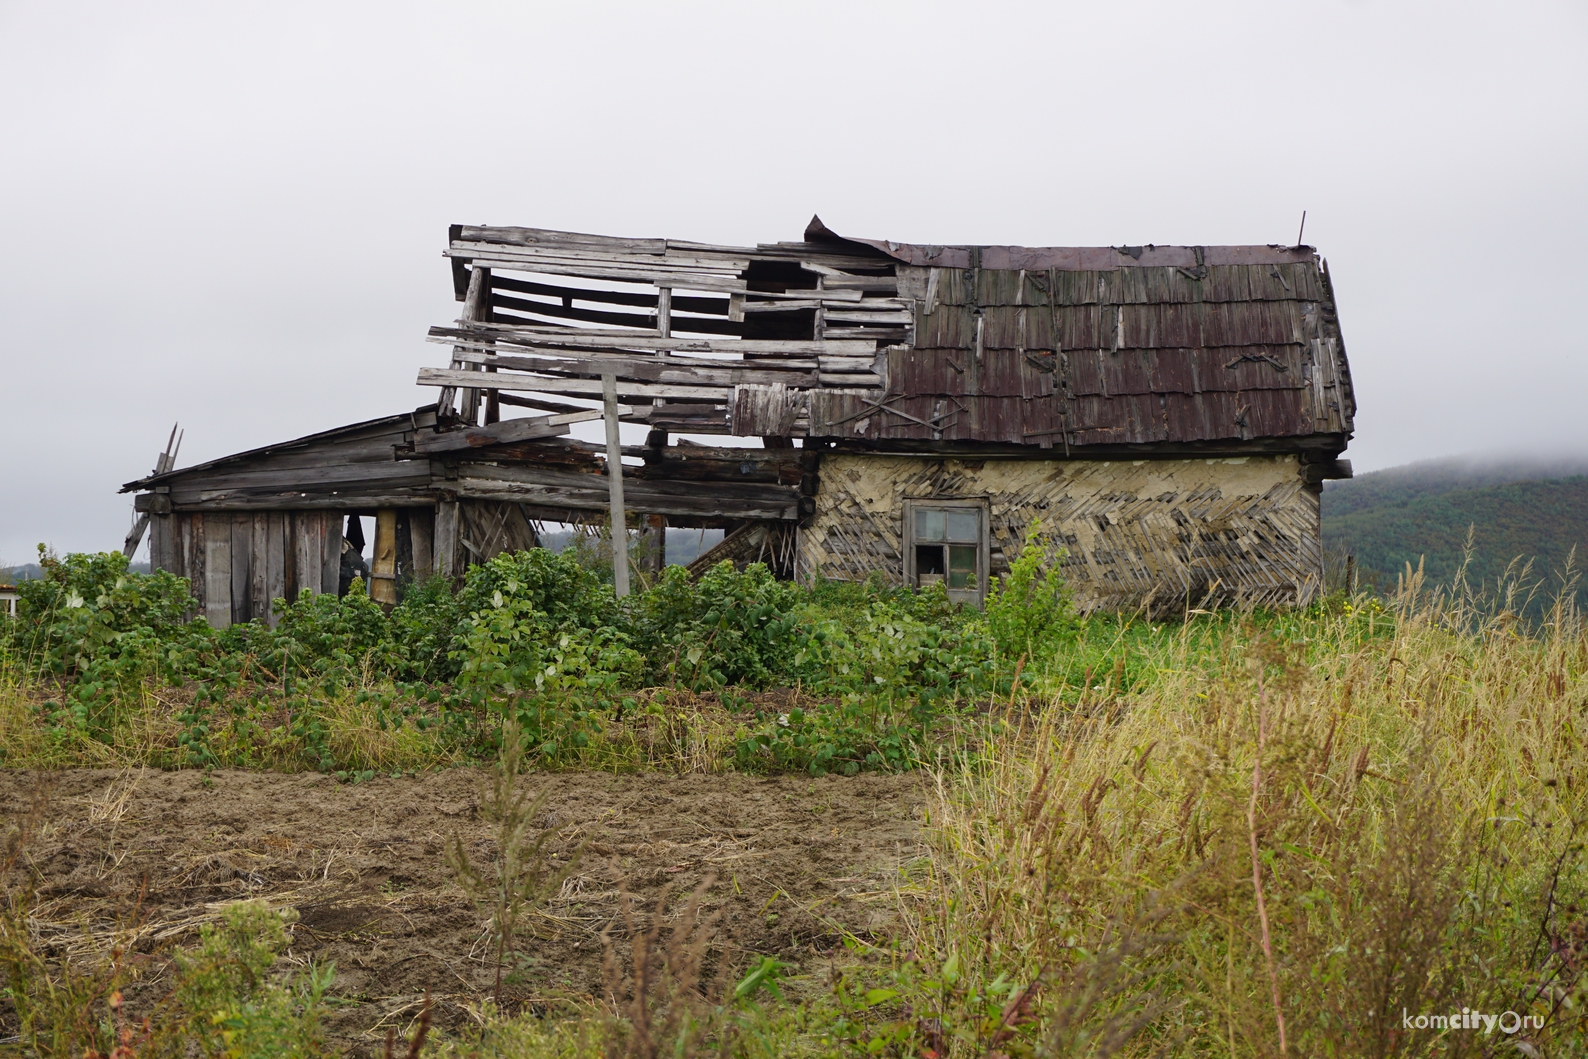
0, 767, 927, 1050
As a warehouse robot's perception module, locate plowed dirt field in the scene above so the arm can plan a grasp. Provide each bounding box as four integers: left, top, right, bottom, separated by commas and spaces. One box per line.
1, 767, 928, 1050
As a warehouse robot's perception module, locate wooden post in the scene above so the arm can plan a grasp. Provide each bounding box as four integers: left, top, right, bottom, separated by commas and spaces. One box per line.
656, 286, 672, 337
371, 508, 398, 606
603, 373, 629, 598
435, 501, 461, 580
441, 267, 490, 422
643, 514, 666, 577
484, 363, 500, 424
203, 514, 231, 629
410, 509, 434, 579
651, 286, 671, 442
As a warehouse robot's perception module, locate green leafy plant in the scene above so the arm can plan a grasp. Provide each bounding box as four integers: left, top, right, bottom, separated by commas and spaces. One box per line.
170, 902, 335, 1058
981, 523, 1076, 666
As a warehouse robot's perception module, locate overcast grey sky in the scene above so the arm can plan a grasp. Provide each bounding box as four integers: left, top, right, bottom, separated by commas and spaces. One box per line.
2, 0, 1585, 562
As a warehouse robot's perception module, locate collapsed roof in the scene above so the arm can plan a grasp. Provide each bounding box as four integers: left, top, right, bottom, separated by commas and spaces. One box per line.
126, 217, 1354, 522
426, 215, 1354, 455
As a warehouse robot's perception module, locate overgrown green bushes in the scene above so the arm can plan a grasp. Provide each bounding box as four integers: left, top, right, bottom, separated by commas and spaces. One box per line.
0, 536, 1077, 776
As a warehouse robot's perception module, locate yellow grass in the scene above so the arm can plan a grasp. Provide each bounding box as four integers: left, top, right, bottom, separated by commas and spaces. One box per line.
899, 575, 1588, 1054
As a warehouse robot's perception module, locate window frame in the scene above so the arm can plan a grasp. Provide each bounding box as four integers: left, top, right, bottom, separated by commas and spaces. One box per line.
903, 498, 990, 605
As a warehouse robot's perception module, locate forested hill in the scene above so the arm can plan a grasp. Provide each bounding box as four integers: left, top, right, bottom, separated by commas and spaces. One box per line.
1322, 456, 1588, 605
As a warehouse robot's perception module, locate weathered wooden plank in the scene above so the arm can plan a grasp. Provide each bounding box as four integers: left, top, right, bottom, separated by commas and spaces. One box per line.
429, 326, 876, 356
321, 514, 342, 596
655, 286, 672, 338
371, 508, 398, 606
603, 375, 629, 599
822, 310, 914, 324
457, 225, 669, 255
783, 250, 901, 269
739, 300, 824, 313
230, 514, 254, 627
166, 469, 432, 503
247, 514, 268, 625
155, 443, 415, 479
293, 512, 321, 598
171, 462, 428, 493
189, 513, 207, 619
817, 355, 882, 372
418, 367, 731, 402
821, 327, 909, 341
816, 276, 898, 292
171, 492, 438, 512
171, 513, 192, 583
204, 515, 232, 629
169, 464, 428, 492
123, 513, 152, 558
457, 267, 491, 425
451, 349, 821, 387
407, 415, 581, 456
409, 507, 434, 579
435, 501, 460, 579
455, 476, 800, 520
497, 392, 606, 415
265, 512, 287, 626
740, 288, 865, 304
454, 256, 750, 292
452, 342, 821, 372
449, 239, 750, 273
139, 513, 163, 566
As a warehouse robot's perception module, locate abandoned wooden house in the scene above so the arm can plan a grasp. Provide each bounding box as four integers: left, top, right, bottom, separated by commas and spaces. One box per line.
123, 217, 1354, 626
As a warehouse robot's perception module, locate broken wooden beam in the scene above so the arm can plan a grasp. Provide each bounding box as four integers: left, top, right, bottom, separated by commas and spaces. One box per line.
449, 349, 821, 388
404, 410, 599, 456
417, 367, 732, 403
427, 325, 876, 357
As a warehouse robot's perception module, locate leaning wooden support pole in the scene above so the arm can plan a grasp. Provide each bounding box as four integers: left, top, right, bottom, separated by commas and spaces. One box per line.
123, 513, 151, 559
603, 373, 629, 598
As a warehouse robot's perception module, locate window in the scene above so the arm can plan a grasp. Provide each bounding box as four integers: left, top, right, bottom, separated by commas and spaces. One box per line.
905, 500, 989, 605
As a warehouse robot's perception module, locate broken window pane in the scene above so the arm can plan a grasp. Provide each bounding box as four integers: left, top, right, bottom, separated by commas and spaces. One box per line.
916, 543, 945, 583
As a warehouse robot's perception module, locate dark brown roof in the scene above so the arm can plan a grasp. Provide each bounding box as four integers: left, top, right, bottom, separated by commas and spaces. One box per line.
806, 223, 1353, 453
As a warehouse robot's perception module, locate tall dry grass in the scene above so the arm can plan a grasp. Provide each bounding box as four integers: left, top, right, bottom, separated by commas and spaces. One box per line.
903, 569, 1588, 1056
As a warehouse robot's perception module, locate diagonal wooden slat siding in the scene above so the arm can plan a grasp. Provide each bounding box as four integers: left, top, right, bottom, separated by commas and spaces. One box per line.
797, 454, 1321, 614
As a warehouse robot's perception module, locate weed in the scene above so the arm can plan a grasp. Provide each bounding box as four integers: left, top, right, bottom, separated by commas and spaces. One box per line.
447, 721, 579, 1005
600, 876, 732, 1059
